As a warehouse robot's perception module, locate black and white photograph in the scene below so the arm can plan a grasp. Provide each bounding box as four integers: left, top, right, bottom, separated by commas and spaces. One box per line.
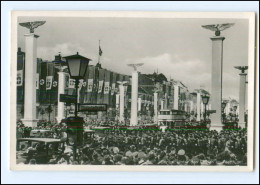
9, 11, 256, 171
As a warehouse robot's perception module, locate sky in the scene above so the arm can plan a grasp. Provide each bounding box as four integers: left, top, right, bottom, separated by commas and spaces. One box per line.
17, 17, 249, 100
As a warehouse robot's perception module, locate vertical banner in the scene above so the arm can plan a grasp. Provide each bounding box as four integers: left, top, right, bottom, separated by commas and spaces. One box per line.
111, 83, 116, 95
85, 66, 95, 103
36, 73, 39, 89
92, 66, 99, 104
65, 74, 70, 89
39, 62, 47, 103
108, 72, 114, 106
46, 76, 53, 90
46, 63, 54, 104
50, 67, 59, 104
97, 68, 105, 104
104, 82, 110, 94
68, 78, 75, 89
79, 67, 89, 103
87, 79, 94, 92
98, 80, 104, 93
103, 70, 111, 104
111, 73, 118, 108
17, 70, 23, 86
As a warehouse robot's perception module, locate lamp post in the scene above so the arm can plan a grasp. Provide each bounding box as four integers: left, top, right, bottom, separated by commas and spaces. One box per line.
46, 104, 53, 123
64, 52, 90, 117
64, 52, 90, 162
202, 95, 210, 121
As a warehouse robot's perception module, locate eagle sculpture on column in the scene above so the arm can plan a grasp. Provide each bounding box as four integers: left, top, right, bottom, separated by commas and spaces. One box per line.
127, 63, 144, 71
202, 23, 235, 36
234, 66, 248, 73
19, 21, 46, 33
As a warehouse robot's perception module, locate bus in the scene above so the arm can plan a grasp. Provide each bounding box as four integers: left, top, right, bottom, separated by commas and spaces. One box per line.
158, 109, 187, 127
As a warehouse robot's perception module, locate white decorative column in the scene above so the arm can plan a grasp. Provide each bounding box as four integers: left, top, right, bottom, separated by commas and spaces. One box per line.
119, 84, 125, 122
202, 23, 234, 132
238, 73, 247, 127
174, 85, 179, 110
209, 36, 225, 131
196, 92, 201, 122
22, 34, 39, 127
128, 63, 143, 126
154, 92, 158, 125
138, 98, 142, 111
190, 100, 194, 112
56, 72, 66, 123
234, 66, 248, 128
116, 94, 120, 109
160, 100, 164, 110
130, 71, 138, 126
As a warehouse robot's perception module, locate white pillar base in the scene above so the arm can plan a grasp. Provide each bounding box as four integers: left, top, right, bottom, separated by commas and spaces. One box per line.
21, 119, 38, 127
238, 122, 246, 129
56, 117, 63, 124
210, 125, 222, 132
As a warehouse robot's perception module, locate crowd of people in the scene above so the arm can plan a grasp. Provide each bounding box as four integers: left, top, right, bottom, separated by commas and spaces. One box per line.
16, 120, 247, 166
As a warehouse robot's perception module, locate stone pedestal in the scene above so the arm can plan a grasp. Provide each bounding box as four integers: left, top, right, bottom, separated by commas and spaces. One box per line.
56, 72, 66, 123
154, 92, 158, 125
130, 71, 138, 126
119, 84, 125, 122
210, 36, 225, 132
238, 73, 247, 128
196, 92, 201, 122
174, 85, 179, 110
21, 34, 39, 127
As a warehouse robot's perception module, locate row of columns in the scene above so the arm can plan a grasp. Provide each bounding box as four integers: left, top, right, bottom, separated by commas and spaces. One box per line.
21, 23, 247, 131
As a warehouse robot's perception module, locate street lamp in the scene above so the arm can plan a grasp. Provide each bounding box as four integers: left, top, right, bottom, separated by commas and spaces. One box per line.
63, 52, 91, 162
64, 52, 91, 117
202, 95, 210, 121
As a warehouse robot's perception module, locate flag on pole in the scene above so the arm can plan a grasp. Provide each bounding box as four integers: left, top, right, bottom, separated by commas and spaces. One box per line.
99, 45, 102, 56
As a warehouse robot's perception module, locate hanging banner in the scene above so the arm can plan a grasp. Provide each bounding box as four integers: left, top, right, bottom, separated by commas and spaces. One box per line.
104, 82, 110, 94
17, 70, 23, 86
111, 83, 116, 95
46, 76, 53, 90
52, 81, 58, 88
82, 81, 87, 87
40, 79, 45, 86
69, 78, 75, 88
78, 79, 84, 89
36, 73, 39, 89
87, 79, 93, 92
98, 80, 104, 93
